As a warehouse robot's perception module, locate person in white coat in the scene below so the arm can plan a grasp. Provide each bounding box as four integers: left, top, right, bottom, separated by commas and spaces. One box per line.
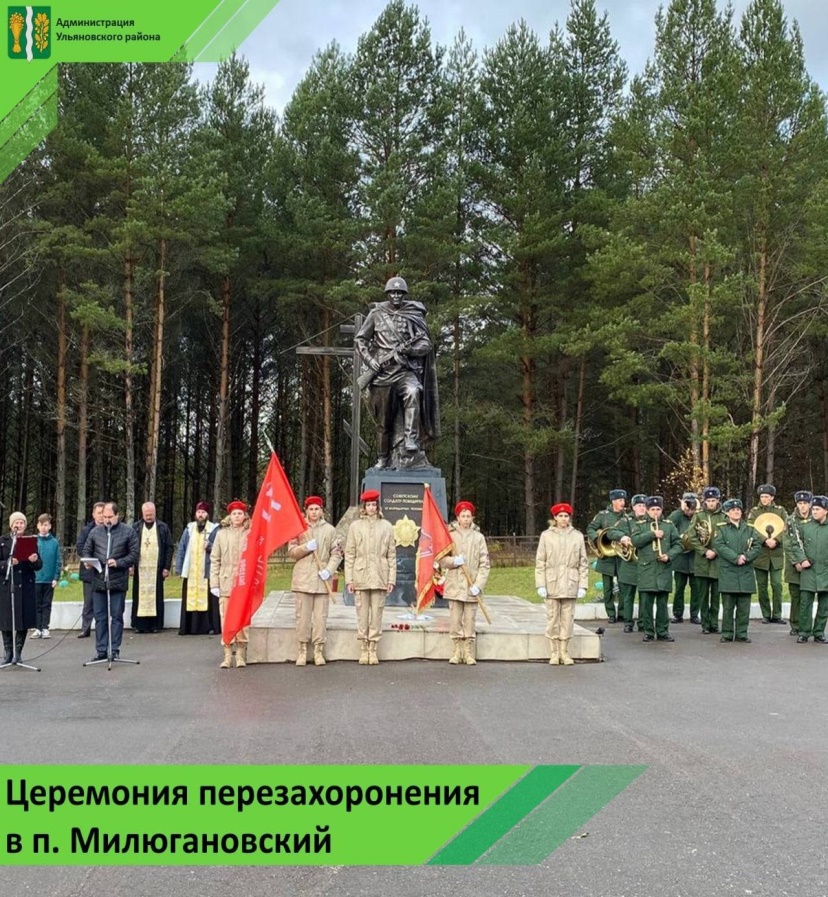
535, 502, 589, 665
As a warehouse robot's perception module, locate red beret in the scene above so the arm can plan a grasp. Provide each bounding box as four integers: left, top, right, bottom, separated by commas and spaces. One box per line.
304, 495, 324, 509
360, 489, 380, 503
551, 503, 573, 517
227, 500, 247, 513
454, 500, 475, 517
195, 501, 211, 514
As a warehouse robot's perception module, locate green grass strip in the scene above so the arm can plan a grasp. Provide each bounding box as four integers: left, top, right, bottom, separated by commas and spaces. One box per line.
479, 764, 646, 865
427, 765, 579, 866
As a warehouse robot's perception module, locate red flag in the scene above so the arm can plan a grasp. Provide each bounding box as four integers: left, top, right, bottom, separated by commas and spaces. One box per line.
222, 453, 307, 644
415, 485, 454, 613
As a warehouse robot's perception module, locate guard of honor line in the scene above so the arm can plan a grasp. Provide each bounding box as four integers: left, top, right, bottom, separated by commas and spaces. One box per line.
2, 484, 824, 670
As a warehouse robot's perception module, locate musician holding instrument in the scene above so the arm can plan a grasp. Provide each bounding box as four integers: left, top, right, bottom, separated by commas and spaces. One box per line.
746, 484, 787, 625
713, 499, 766, 643
586, 489, 629, 624
782, 491, 814, 637
687, 486, 726, 634
354, 277, 440, 470
607, 494, 647, 633
631, 497, 682, 642
785, 495, 828, 644
670, 492, 699, 624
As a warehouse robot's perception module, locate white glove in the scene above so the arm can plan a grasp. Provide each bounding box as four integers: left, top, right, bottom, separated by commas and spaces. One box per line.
469, 585, 481, 597
577, 588, 586, 599
537, 587, 548, 599
210, 587, 220, 597
453, 556, 465, 567
318, 569, 331, 581
306, 539, 318, 552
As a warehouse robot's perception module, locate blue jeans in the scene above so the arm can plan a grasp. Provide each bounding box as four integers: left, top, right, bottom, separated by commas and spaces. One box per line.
93, 589, 125, 655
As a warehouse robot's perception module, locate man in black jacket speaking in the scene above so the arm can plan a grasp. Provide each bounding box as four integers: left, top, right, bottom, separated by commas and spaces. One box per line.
82, 502, 139, 661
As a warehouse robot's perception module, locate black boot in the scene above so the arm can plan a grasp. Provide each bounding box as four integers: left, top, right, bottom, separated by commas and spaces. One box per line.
2, 631, 12, 664
14, 630, 26, 661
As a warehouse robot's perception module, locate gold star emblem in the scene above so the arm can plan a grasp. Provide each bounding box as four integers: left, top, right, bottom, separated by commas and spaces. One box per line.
393, 515, 420, 548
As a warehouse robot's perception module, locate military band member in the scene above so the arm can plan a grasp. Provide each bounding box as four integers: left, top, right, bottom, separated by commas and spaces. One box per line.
786, 495, 828, 644
783, 491, 813, 637
631, 497, 682, 642
535, 503, 588, 665
607, 494, 647, 633
287, 496, 343, 667
747, 484, 786, 624
713, 499, 765, 643
441, 500, 490, 666
670, 492, 699, 623
687, 486, 725, 634
586, 489, 629, 623
344, 489, 396, 665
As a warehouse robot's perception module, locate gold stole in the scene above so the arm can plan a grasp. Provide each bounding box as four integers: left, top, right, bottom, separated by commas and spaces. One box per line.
137, 525, 160, 617
187, 526, 209, 612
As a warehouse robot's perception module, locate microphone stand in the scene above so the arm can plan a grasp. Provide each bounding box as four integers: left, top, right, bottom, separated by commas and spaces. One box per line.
0, 532, 40, 672
84, 525, 139, 671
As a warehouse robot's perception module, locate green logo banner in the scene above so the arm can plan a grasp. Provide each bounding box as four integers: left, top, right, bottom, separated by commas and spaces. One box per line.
0, 765, 646, 866
0, 0, 281, 182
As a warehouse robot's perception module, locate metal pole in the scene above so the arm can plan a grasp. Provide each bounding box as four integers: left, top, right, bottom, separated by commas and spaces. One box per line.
350, 314, 363, 508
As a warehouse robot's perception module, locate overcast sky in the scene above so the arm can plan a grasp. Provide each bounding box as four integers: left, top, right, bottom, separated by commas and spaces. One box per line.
194, 0, 828, 114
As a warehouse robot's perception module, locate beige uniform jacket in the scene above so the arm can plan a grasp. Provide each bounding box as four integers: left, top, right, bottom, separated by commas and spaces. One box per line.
287, 520, 343, 594
209, 522, 250, 597
344, 516, 396, 590
535, 525, 589, 599
440, 524, 490, 602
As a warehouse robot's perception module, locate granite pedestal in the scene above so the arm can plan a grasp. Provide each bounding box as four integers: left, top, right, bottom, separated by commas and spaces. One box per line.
247, 591, 602, 663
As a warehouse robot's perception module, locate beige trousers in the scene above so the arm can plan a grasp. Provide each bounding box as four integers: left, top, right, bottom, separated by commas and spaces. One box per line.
354, 589, 386, 643
544, 598, 575, 641
294, 592, 329, 645
219, 595, 249, 646
449, 600, 478, 640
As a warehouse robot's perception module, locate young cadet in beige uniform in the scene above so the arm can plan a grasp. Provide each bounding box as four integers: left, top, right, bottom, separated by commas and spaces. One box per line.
287, 495, 343, 667
440, 500, 490, 666
535, 502, 589, 665
344, 489, 396, 665
209, 500, 250, 669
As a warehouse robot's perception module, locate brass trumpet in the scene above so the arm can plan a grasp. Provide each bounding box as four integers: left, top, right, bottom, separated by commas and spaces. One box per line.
651, 520, 663, 557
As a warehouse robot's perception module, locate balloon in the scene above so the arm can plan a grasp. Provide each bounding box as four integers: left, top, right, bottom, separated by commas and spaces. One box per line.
594, 581, 603, 591
58, 579, 69, 588
591, 560, 598, 570
70, 572, 80, 581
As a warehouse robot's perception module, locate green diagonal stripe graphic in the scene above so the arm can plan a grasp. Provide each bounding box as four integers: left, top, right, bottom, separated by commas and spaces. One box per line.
427, 765, 579, 865
0, 67, 57, 153
182, 0, 255, 59
478, 765, 646, 865
0, 94, 57, 184
194, 0, 283, 62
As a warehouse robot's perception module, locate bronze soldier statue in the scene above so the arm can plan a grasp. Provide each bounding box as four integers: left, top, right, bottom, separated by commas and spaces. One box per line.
355, 277, 440, 469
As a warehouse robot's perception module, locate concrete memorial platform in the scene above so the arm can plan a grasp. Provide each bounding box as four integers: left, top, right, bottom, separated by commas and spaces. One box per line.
247, 591, 602, 663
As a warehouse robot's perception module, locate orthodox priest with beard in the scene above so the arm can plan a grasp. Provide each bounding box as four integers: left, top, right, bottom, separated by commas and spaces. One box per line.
130, 502, 174, 633
176, 501, 219, 635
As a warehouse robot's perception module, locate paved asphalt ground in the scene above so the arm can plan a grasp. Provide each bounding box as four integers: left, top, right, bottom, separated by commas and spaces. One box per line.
0, 620, 826, 897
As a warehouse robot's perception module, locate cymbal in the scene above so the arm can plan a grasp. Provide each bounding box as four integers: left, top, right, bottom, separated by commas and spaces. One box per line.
752, 512, 786, 539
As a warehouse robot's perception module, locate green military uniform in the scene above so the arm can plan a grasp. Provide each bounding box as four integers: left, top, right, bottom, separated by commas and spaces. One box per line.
783, 507, 812, 636
631, 514, 682, 639
786, 502, 828, 642
587, 499, 629, 623
686, 499, 726, 633
746, 493, 787, 623
669, 505, 698, 622
713, 514, 764, 642
606, 504, 646, 632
